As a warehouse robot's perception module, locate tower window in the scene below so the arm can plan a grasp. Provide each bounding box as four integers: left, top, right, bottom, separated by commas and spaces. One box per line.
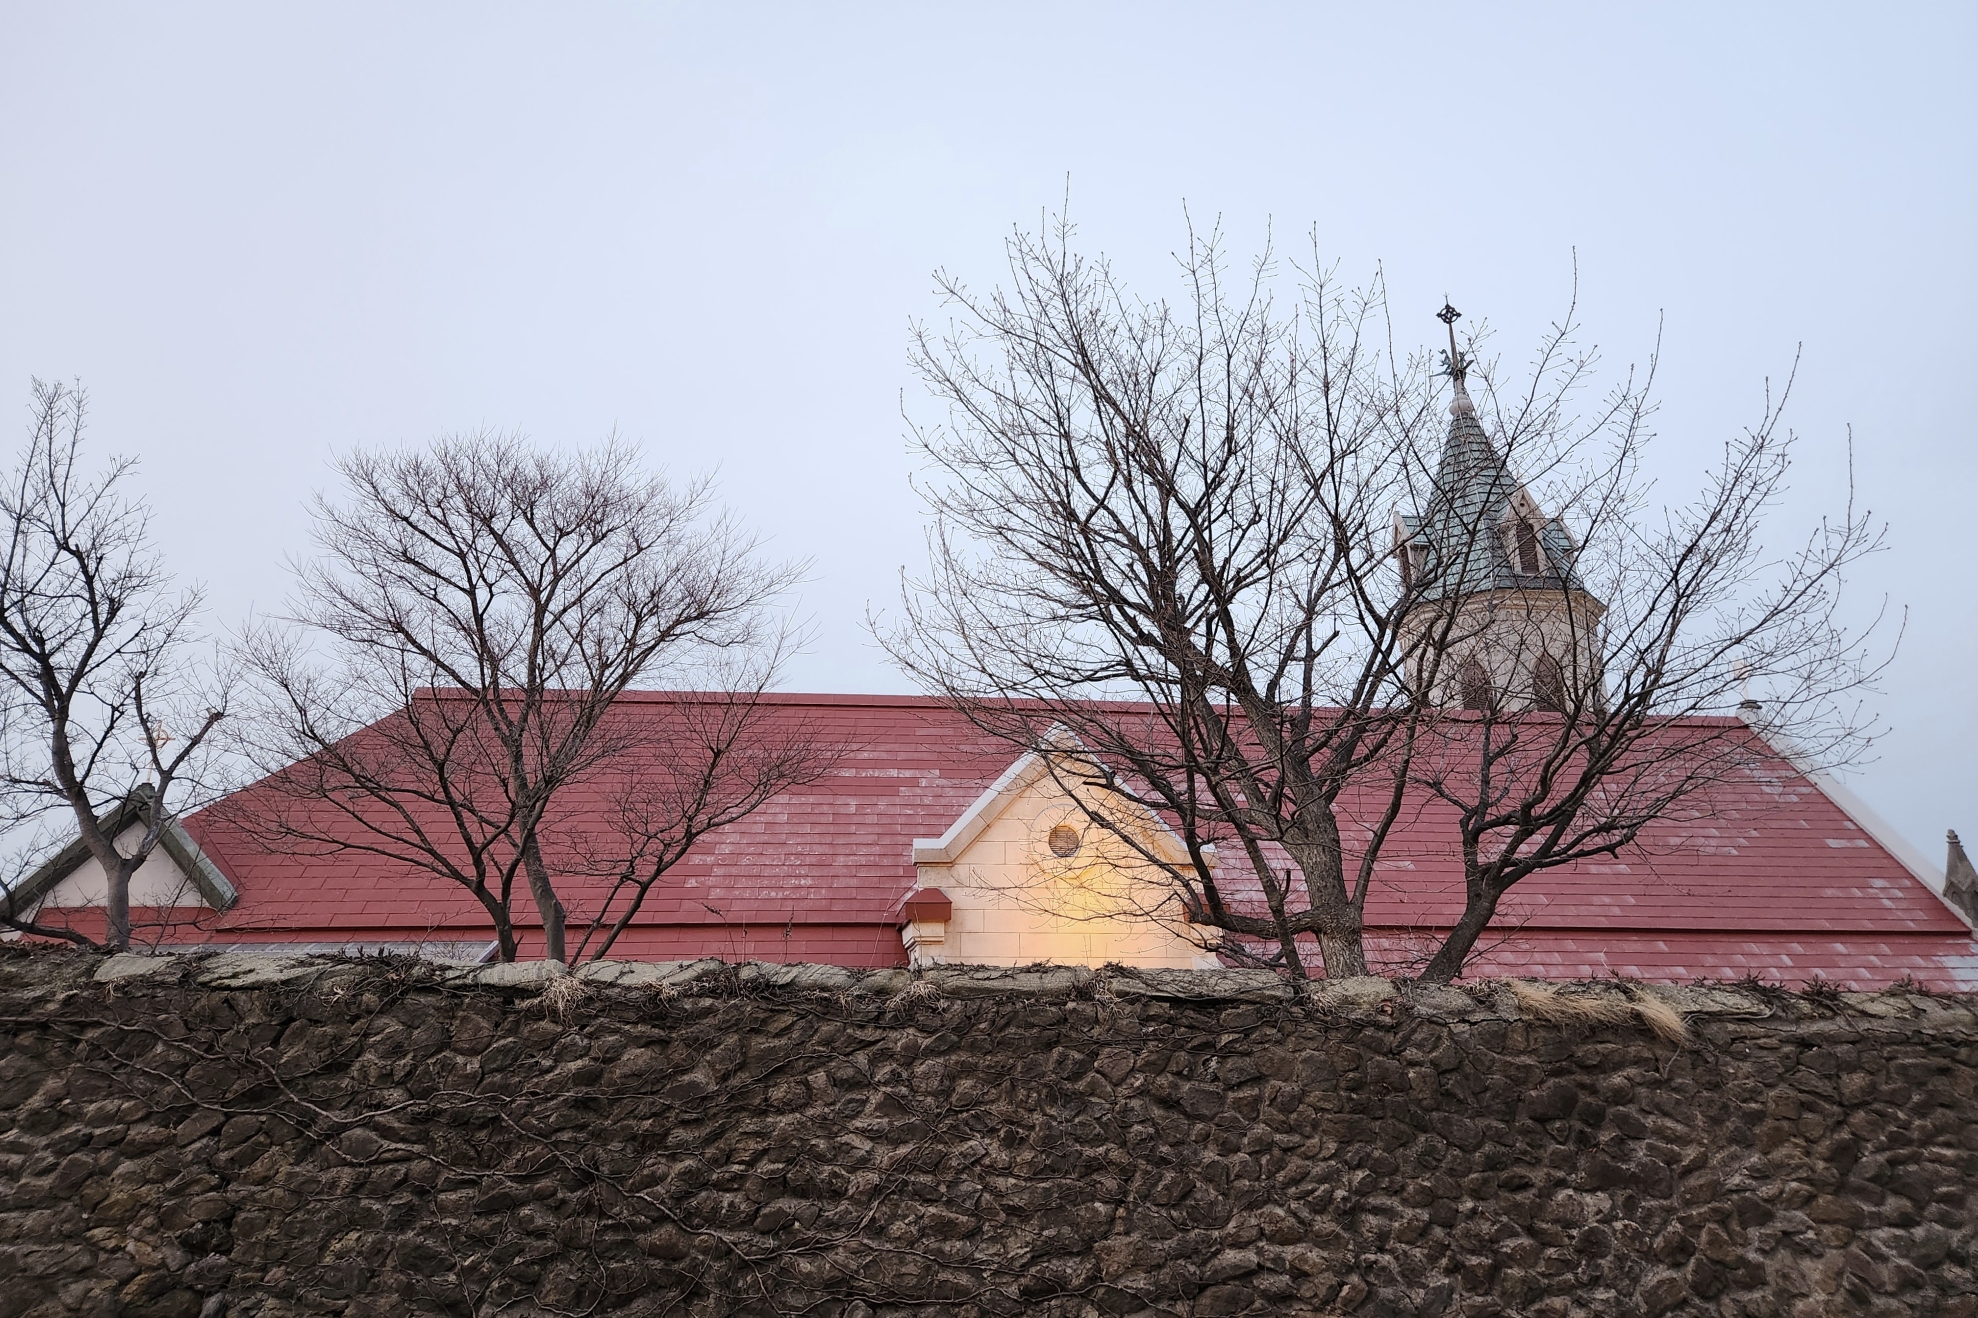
1515, 519, 1542, 575
1460, 657, 1493, 712
1397, 538, 1426, 589
1533, 654, 1566, 713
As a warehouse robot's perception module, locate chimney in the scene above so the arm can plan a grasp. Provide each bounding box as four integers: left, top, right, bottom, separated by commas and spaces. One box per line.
1945, 831, 1978, 925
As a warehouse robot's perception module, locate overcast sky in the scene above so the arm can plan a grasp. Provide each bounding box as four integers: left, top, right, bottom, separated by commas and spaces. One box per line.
2, 3, 1972, 862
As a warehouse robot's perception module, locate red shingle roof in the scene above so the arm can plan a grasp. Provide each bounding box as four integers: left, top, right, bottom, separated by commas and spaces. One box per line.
165, 693, 1973, 988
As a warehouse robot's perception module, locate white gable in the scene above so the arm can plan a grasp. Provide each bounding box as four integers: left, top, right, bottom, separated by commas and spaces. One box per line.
2, 811, 235, 942
906, 739, 1219, 970
30, 822, 209, 909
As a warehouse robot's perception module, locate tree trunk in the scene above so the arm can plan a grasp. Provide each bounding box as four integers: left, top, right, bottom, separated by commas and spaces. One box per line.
1287, 815, 1368, 979
1263, 869, 1309, 981
1317, 924, 1368, 979
469, 887, 519, 962
521, 833, 566, 964
104, 863, 132, 952
1419, 882, 1500, 984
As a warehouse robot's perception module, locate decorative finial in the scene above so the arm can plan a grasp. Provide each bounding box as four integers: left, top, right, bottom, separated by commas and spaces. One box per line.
1437, 300, 1474, 416
145, 718, 171, 786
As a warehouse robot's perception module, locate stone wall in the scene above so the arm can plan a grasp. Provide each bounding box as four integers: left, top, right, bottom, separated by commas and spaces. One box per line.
0, 948, 1974, 1318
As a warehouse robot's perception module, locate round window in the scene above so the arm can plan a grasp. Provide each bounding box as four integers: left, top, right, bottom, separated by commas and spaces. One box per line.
1047, 823, 1081, 858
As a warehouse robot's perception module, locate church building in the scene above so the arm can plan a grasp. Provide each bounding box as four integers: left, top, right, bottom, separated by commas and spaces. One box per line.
9, 313, 1974, 988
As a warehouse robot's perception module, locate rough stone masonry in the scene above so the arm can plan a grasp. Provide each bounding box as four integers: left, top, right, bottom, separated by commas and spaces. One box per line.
0, 947, 1974, 1318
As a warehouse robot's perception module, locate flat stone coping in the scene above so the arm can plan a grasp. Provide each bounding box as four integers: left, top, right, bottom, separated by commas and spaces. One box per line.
69, 951, 1978, 1033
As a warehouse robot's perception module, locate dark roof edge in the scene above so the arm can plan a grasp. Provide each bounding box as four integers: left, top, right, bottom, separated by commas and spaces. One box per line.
158, 823, 239, 911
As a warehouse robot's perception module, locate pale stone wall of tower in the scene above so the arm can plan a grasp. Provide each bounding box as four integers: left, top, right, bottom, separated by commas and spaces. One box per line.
908, 776, 1218, 970
1402, 588, 1606, 711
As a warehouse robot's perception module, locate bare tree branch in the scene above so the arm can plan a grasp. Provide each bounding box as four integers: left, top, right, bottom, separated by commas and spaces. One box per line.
227, 431, 828, 962
885, 215, 1888, 983
0, 379, 231, 950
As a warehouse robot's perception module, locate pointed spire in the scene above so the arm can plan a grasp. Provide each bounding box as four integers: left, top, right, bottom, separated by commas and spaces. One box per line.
1437, 299, 1475, 417
1422, 299, 1508, 595
1406, 300, 1599, 607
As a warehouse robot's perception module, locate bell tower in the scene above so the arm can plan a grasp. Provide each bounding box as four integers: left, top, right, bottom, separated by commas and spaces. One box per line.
1394, 303, 1606, 713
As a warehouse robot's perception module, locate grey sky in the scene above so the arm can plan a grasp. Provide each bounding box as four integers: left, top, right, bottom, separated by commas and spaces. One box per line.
2, 3, 1972, 860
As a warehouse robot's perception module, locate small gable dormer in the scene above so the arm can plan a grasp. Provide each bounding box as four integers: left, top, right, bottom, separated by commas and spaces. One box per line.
1, 789, 237, 943
1394, 512, 1430, 589
902, 729, 1219, 970
1505, 489, 1549, 576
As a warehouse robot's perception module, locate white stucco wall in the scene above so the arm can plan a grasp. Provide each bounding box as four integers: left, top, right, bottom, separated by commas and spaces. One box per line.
909, 770, 1219, 970
20, 823, 202, 910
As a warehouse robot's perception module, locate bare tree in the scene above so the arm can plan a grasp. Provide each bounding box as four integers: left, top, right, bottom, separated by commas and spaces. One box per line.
885, 219, 1442, 979
232, 432, 822, 963
0, 380, 228, 950
1399, 311, 1886, 983
887, 215, 1886, 983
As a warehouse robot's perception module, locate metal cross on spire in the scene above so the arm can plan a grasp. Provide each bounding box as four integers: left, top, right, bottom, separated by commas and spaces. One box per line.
1436, 299, 1468, 383
1436, 300, 1476, 416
